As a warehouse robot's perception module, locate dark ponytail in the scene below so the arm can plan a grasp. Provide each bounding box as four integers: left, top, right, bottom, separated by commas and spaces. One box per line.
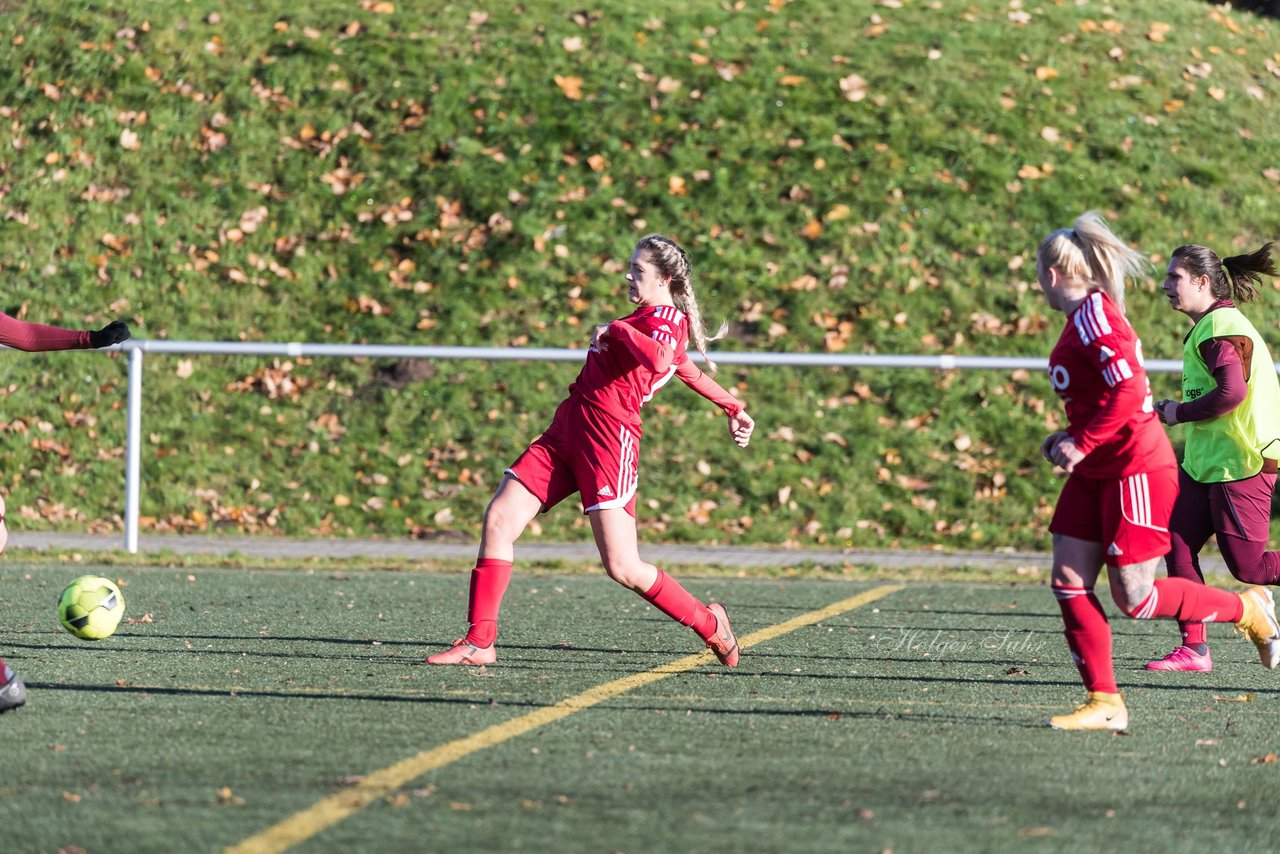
1171, 242, 1277, 304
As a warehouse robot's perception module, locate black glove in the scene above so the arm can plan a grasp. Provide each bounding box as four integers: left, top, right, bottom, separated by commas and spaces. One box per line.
89, 319, 131, 349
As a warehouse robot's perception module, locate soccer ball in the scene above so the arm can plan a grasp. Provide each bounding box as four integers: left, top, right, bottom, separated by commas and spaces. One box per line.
57, 575, 125, 640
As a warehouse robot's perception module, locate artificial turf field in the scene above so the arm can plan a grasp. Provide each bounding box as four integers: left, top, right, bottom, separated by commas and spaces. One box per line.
3, 563, 1280, 853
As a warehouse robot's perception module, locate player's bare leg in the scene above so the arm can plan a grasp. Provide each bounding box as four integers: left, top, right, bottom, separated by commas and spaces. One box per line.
475, 475, 544, 563
591, 508, 738, 666
589, 507, 657, 592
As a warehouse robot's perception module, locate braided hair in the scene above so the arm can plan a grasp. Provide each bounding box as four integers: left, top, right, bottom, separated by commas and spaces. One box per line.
633, 234, 726, 374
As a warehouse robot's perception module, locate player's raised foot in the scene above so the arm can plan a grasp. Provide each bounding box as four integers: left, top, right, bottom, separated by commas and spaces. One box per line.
424, 638, 496, 666
0, 668, 27, 714
1235, 586, 1280, 669
1047, 691, 1128, 731
705, 603, 739, 667
1145, 645, 1213, 672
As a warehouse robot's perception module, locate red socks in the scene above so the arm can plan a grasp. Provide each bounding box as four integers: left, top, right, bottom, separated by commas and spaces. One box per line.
1126, 577, 1244, 624
641, 570, 717, 640
1180, 621, 1208, 647
463, 558, 513, 648
1053, 585, 1117, 694
1057, 577, 1246, 685
459, 563, 717, 648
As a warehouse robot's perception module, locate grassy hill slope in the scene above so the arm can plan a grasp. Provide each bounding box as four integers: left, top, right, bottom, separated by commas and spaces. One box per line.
1, 1, 1278, 551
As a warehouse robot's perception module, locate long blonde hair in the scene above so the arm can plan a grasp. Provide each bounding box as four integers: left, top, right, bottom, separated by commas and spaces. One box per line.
1035, 211, 1148, 314
634, 234, 726, 373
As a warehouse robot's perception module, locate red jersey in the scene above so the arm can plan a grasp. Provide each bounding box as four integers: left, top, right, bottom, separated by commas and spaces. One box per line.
1047, 290, 1175, 478
568, 304, 741, 429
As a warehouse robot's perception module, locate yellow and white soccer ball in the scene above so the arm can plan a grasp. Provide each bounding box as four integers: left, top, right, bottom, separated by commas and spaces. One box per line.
58, 575, 126, 640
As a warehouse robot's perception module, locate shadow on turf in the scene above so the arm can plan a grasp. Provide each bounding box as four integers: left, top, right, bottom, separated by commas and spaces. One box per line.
843, 607, 1049, 622
2, 636, 696, 667
6, 634, 1229, 670
16, 682, 1071, 728
23, 681, 548, 707
17, 631, 433, 646
2, 639, 431, 665
736, 666, 1275, 700
599, 704, 1064, 729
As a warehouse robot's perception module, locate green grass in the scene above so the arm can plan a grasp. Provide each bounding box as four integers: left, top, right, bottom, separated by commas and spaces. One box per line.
1, 1, 1279, 550
3, 562, 1280, 852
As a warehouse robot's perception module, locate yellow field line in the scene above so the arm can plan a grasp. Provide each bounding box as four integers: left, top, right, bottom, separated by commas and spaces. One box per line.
227, 584, 903, 854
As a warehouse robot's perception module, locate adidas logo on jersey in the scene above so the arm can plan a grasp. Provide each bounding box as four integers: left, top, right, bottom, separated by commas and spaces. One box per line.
597, 484, 615, 498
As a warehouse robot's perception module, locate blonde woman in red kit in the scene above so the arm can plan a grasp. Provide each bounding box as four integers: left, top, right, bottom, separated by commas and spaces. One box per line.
426, 235, 754, 667
1035, 213, 1279, 731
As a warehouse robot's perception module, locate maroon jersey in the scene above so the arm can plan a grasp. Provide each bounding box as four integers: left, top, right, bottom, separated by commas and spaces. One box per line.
569, 305, 688, 428
1047, 290, 1175, 478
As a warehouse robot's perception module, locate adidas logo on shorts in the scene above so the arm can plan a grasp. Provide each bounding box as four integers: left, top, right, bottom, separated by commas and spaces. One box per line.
597, 484, 615, 498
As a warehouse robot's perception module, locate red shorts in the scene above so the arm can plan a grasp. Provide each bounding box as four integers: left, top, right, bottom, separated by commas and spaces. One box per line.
507, 400, 640, 516
1049, 466, 1178, 567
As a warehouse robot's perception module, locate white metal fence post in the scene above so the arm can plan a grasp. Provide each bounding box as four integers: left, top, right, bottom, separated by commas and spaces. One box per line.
124, 345, 143, 554
79, 341, 1197, 554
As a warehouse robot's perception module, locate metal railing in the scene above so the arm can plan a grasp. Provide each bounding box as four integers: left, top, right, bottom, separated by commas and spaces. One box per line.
89, 340, 1188, 552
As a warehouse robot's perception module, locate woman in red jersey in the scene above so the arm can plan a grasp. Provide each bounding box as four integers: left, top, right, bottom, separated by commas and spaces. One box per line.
1145, 243, 1280, 673
426, 234, 754, 667
1035, 212, 1278, 731
0, 313, 131, 714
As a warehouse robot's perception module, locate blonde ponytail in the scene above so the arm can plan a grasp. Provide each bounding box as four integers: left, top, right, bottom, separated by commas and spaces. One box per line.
1036, 211, 1148, 314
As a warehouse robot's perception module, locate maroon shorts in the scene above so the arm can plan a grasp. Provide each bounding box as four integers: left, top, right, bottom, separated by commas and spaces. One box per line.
1049, 466, 1178, 567
1171, 467, 1277, 546
507, 401, 639, 516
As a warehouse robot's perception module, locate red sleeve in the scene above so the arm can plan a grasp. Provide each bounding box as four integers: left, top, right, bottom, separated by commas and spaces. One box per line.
674, 354, 743, 416
1069, 309, 1146, 456
607, 320, 675, 372
0, 313, 91, 352
1175, 339, 1247, 422
1072, 380, 1146, 455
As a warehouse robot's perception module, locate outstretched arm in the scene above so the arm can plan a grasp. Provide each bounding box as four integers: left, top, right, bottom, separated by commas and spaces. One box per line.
674, 355, 753, 447
0, 313, 90, 352
0, 315, 130, 353
674, 355, 742, 416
